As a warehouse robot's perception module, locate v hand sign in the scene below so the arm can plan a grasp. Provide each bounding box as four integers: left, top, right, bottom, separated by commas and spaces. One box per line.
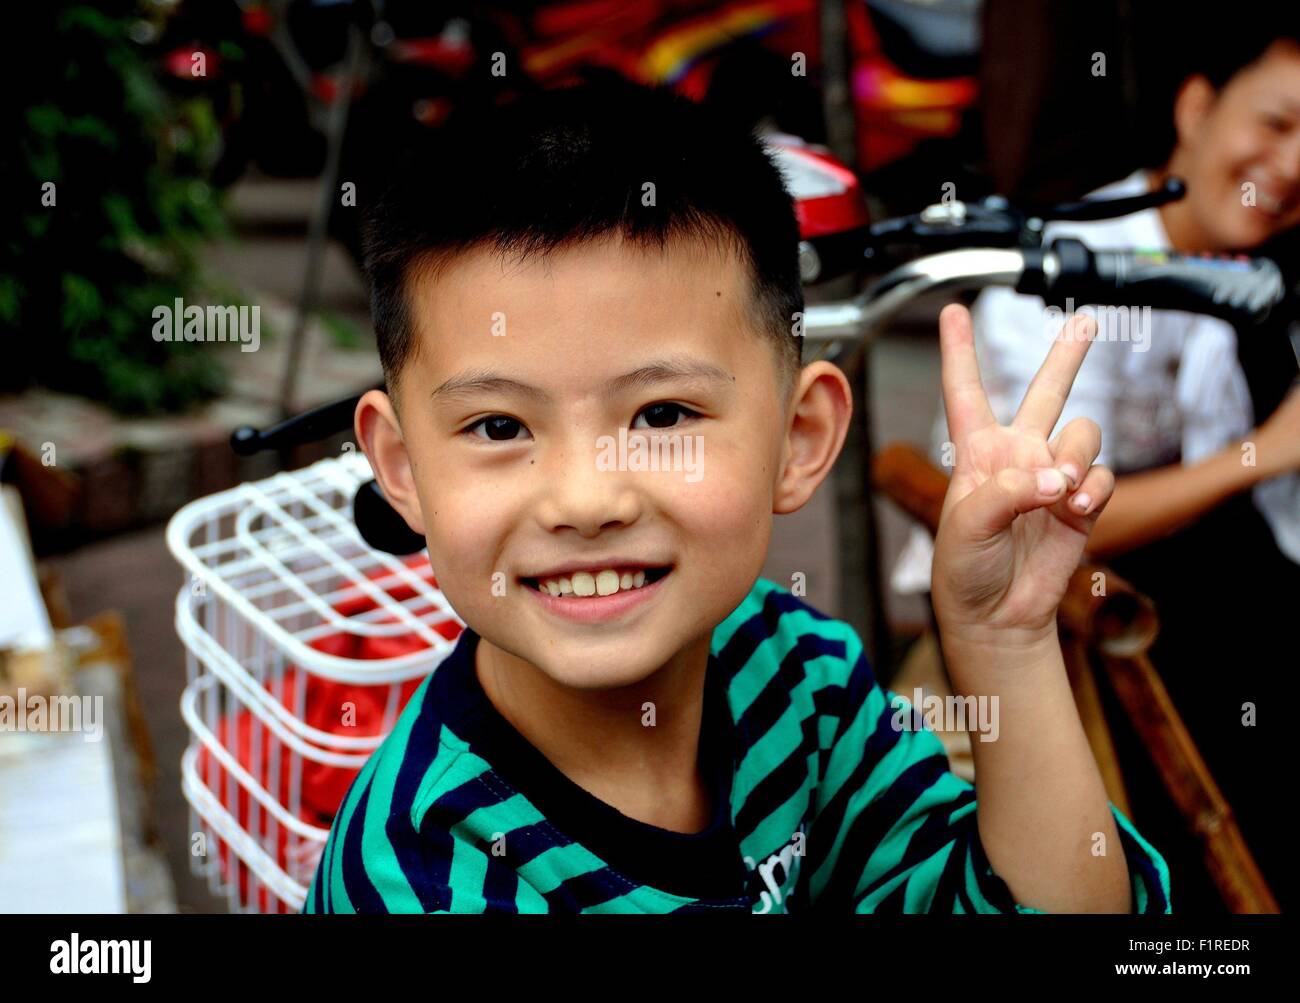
921, 304, 1153, 915
930, 303, 1112, 650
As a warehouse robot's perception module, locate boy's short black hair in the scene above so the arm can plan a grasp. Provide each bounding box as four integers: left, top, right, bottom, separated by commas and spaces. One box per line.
362, 80, 804, 406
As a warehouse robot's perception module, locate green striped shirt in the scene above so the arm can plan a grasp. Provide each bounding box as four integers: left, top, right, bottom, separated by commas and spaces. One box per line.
304, 577, 1171, 913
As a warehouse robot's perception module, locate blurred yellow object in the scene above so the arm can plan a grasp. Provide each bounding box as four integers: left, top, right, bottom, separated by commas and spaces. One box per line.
0, 640, 74, 702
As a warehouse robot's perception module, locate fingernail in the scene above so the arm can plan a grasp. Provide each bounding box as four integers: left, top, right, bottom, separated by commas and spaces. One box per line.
1037, 468, 1066, 495
1072, 492, 1092, 513
1058, 463, 1081, 487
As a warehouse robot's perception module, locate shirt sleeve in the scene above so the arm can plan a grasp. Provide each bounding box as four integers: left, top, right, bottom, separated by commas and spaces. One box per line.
1175, 315, 1254, 463
803, 646, 1172, 913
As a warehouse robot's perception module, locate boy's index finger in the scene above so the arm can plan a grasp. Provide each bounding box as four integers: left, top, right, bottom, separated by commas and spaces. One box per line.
1012, 313, 1099, 437
938, 303, 997, 443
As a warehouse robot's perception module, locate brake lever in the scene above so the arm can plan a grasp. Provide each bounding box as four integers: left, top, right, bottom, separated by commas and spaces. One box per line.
1039, 177, 1186, 223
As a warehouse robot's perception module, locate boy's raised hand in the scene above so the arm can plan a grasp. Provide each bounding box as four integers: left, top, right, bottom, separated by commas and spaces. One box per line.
930, 303, 1112, 651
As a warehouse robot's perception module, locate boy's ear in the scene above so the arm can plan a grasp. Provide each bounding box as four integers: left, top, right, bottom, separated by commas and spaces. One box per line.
773, 361, 853, 515
355, 389, 427, 537
1172, 74, 1217, 150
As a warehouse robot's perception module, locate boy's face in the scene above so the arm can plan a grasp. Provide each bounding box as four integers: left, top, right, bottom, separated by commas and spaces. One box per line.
1178, 41, 1300, 250
360, 235, 847, 690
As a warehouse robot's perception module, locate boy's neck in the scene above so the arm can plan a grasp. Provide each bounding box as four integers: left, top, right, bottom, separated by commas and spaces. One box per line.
473, 632, 716, 834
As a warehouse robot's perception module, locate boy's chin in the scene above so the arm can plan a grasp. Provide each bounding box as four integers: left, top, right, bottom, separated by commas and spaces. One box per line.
521, 637, 684, 691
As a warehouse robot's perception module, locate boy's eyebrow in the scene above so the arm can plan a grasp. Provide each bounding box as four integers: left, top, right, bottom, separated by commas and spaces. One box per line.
605, 358, 735, 397
430, 370, 552, 405
430, 357, 734, 405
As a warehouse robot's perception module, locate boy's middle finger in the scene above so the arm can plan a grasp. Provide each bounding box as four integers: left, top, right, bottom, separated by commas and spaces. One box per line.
1012, 314, 1099, 438
1048, 416, 1102, 489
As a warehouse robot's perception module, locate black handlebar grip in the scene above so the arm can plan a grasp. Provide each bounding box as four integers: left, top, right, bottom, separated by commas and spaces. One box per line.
1019, 239, 1288, 328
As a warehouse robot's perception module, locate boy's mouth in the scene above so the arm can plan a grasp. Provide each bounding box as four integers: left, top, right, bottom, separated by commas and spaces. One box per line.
521, 565, 672, 597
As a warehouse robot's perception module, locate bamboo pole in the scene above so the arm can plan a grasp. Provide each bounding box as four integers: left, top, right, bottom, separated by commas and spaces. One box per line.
1099, 651, 1279, 913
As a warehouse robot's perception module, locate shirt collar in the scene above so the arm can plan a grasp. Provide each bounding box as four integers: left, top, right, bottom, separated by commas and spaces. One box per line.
428, 626, 751, 902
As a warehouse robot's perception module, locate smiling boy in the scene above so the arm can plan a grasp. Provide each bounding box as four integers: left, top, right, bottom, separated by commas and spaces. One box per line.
304, 82, 1170, 914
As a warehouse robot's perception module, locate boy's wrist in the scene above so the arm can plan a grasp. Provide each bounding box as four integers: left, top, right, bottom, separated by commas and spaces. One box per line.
938, 621, 1065, 689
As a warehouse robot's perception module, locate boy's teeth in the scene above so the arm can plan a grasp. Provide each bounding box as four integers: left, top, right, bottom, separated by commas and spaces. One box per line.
536, 568, 655, 597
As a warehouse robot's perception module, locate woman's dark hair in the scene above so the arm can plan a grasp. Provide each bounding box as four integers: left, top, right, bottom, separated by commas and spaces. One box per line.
1137, 5, 1300, 168
361, 80, 804, 402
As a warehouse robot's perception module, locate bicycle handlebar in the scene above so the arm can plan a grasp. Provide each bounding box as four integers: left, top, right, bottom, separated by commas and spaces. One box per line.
863, 178, 1189, 261
1021, 239, 1288, 328
230, 382, 381, 456
803, 242, 1293, 360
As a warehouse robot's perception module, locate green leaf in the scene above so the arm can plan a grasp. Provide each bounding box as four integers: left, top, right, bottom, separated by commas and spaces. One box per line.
320, 310, 364, 349
61, 274, 103, 330
26, 104, 64, 138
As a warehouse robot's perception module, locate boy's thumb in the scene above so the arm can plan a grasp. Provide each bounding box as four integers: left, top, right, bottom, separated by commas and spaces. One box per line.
953, 467, 1067, 541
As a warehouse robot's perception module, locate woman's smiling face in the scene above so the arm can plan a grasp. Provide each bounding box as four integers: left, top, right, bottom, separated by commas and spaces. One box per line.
1175, 40, 1300, 250
361, 234, 807, 689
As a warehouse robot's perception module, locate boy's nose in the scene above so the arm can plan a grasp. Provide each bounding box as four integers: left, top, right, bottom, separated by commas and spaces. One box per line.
533, 438, 642, 536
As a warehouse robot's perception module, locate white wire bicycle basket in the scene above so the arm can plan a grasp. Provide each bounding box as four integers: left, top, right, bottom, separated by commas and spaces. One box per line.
166, 451, 463, 913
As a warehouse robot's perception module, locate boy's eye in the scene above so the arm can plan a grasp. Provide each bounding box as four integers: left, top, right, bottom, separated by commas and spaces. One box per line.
632, 402, 699, 429
465, 415, 530, 441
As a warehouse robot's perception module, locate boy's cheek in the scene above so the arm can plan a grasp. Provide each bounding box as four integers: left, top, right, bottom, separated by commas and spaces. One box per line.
414, 491, 514, 599
423, 543, 510, 632
672, 464, 773, 582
